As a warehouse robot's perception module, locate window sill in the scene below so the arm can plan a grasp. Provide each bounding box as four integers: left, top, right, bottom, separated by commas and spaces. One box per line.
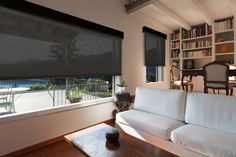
0, 97, 115, 124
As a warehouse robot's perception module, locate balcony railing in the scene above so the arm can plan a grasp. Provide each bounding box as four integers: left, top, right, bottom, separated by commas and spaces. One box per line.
0, 80, 112, 115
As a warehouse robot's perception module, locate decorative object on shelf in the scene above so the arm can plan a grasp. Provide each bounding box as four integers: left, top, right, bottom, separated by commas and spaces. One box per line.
105, 127, 120, 144
116, 80, 127, 93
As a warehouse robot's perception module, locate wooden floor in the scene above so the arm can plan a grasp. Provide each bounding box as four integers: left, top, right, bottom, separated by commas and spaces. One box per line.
21, 140, 85, 157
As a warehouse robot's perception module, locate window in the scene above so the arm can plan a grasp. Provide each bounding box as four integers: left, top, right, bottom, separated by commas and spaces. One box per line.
0, 1, 123, 117
0, 76, 113, 116
143, 27, 166, 83
146, 66, 164, 83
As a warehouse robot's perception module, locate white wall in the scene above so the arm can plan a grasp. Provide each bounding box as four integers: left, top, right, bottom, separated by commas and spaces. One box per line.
0, 102, 116, 155
0, 0, 171, 155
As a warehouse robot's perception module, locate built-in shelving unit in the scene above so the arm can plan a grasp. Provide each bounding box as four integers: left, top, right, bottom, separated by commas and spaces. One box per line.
170, 29, 181, 68
170, 16, 235, 71
214, 17, 234, 64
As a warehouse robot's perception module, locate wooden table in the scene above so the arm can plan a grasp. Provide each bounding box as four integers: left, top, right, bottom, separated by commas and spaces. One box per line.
65, 123, 178, 157
181, 69, 236, 91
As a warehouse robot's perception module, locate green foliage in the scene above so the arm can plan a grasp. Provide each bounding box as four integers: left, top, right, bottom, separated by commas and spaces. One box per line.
147, 74, 156, 82
30, 83, 46, 90
30, 82, 55, 90
84, 91, 112, 98
116, 80, 127, 87
67, 87, 84, 103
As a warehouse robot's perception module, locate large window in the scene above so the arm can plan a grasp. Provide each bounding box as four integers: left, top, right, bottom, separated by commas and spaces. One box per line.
143, 27, 166, 83
0, 1, 123, 117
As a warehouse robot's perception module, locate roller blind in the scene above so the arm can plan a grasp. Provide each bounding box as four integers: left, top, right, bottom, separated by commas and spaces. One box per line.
143, 27, 166, 66
0, 1, 123, 80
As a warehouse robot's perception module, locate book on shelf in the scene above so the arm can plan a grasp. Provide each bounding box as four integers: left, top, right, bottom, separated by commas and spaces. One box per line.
171, 50, 180, 58
182, 40, 212, 49
215, 18, 233, 32
182, 24, 212, 39
183, 50, 212, 58
171, 41, 180, 49
170, 31, 180, 40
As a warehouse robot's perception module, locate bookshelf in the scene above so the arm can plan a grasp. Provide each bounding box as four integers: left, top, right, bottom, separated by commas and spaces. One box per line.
170, 16, 235, 71
214, 17, 234, 64
170, 29, 181, 69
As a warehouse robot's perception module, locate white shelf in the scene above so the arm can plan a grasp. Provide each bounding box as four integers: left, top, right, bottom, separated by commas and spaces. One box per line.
215, 29, 234, 34
171, 47, 180, 50
171, 39, 180, 42
182, 46, 212, 51
215, 52, 234, 56
182, 56, 212, 60
215, 40, 234, 45
182, 35, 212, 42
171, 58, 180, 60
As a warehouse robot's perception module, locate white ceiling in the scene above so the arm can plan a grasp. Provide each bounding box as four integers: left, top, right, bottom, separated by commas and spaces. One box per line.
127, 0, 236, 32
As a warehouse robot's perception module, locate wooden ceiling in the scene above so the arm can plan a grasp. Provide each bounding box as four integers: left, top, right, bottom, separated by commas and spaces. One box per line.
124, 0, 236, 33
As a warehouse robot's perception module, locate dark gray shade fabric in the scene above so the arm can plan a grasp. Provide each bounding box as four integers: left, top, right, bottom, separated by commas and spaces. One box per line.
144, 31, 166, 66
0, 6, 122, 80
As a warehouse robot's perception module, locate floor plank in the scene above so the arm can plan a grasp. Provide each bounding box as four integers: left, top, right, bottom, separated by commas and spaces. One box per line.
20, 140, 85, 157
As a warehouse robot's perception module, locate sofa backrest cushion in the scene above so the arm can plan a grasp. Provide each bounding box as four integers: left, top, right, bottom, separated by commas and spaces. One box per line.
134, 87, 186, 121
186, 92, 236, 134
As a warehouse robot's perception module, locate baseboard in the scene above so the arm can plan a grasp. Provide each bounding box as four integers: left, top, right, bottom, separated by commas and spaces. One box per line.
3, 119, 114, 157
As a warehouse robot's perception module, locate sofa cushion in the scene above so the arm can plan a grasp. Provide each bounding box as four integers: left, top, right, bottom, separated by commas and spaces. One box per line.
185, 92, 236, 134
134, 87, 186, 121
171, 124, 236, 157
116, 110, 185, 140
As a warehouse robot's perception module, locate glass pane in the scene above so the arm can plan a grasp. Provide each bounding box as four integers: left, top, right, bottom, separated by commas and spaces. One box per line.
146, 66, 156, 83
0, 76, 112, 116
67, 28, 121, 76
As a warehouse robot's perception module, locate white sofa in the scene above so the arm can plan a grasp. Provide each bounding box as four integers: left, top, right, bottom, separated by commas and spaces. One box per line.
115, 87, 236, 157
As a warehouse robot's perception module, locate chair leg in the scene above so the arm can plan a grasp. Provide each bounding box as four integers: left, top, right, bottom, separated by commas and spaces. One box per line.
226, 89, 229, 95
213, 89, 215, 94
204, 87, 208, 93
190, 84, 193, 92
230, 89, 233, 96
186, 85, 188, 92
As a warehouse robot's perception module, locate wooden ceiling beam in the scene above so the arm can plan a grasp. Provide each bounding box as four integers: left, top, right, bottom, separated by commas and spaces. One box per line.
152, 1, 191, 30
125, 0, 153, 13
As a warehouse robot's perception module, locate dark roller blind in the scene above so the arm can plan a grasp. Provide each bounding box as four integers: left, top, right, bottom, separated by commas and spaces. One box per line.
0, 1, 123, 80
143, 27, 166, 66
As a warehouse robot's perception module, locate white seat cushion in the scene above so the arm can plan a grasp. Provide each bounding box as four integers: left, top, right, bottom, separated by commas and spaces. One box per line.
171, 124, 236, 157
116, 110, 185, 140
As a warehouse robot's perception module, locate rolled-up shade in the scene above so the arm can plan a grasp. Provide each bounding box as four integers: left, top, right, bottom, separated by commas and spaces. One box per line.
143, 27, 166, 66
0, 1, 123, 80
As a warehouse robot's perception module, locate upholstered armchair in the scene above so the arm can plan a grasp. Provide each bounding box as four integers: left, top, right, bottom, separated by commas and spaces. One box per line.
203, 61, 233, 95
